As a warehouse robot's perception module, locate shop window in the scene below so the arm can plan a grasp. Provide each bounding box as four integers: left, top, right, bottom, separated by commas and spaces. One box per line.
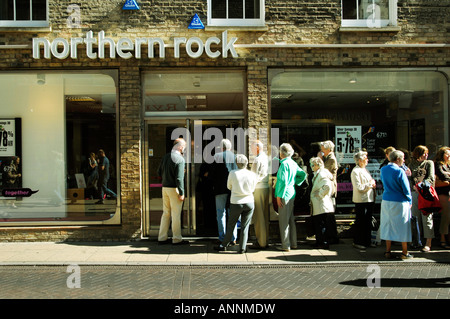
341, 0, 397, 28
0, 71, 118, 225
270, 70, 448, 216
0, 0, 48, 27
143, 71, 245, 115
207, 0, 265, 27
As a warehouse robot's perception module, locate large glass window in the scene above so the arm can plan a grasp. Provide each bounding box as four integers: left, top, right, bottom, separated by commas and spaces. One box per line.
0, 71, 118, 225
143, 71, 245, 117
270, 70, 448, 216
0, 0, 48, 27
341, 0, 397, 28
208, 0, 265, 27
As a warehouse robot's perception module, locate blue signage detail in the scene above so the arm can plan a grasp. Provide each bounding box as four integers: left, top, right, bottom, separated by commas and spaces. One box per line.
188, 14, 205, 29
122, 0, 140, 10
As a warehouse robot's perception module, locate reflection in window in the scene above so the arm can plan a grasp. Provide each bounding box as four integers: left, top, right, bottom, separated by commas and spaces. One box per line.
0, 72, 118, 224
271, 70, 447, 215
341, 0, 394, 27
208, 0, 264, 27
0, 0, 47, 27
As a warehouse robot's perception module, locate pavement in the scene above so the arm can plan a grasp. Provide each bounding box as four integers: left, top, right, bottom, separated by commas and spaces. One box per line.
0, 238, 449, 301
0, 237, 449, 266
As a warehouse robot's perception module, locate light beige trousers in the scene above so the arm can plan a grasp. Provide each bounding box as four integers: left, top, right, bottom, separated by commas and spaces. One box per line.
158, 187, 184, 243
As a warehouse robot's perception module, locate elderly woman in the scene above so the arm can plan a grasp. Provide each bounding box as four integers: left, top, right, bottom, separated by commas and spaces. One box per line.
319, 140, 339, 244
351, 151, 377, 250
380, 150, 413, 260
274, 143, 307, 252
434, 146, 450, 249
214, 154, 257, 253
310, 157, 335, 249
408, 145, 435, 252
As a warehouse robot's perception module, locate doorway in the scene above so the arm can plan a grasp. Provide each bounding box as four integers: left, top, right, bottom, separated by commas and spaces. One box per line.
142, 118, 244, 237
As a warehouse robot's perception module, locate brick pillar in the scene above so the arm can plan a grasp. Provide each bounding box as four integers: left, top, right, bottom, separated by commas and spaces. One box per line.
119, 66, 142, 239
247, 65, 270, 154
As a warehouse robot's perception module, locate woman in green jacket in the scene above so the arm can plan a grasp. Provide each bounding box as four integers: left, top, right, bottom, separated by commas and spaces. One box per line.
275, 143, 307, 251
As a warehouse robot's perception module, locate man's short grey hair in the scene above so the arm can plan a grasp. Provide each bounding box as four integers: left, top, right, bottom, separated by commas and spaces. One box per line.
236, 154, 248, 169
221, 139, 232, 151
388, 150, 404, 162
353, 151, 368, 165
310, 157, 324, 168
279, 143, 294, 158
320, 140, 335, 152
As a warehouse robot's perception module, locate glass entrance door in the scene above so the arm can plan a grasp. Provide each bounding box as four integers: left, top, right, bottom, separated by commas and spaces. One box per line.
142, 118, 244, 237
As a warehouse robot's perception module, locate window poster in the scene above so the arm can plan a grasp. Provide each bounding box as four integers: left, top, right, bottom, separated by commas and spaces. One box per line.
335, 126, 361, 164
0, 118, 22, 197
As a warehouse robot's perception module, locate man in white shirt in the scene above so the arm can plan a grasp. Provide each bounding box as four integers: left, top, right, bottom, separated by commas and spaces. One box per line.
250, 140, 270, 249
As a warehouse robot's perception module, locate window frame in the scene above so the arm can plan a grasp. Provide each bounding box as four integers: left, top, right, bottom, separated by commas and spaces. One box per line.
341, 0, 397, 28
0, 0, 49, 28
207, 0, 265, 27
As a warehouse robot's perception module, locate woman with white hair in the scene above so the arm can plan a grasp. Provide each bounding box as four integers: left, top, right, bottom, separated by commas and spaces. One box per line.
351, 151, 377, 250
380, 150, 413, 259
215, 154, 257, 253
274, 143, 307, 251
319, 140, 339, 244
309, 157, 335, 249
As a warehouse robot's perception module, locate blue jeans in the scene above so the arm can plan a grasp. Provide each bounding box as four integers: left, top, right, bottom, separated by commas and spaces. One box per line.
216, 194, 237, 242
98, 178, 117, 200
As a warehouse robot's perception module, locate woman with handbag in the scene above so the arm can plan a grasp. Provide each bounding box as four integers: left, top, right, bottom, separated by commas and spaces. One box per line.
434, 146, 450, 249
351, 151, 377, 250
408, 145, 435, 252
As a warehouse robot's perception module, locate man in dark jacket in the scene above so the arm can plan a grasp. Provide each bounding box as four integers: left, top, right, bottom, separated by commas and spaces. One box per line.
210, 139, 237, 244
157, 138, 189, 245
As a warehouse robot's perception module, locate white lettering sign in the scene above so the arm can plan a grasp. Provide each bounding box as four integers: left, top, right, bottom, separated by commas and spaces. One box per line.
32, 31, 238, 60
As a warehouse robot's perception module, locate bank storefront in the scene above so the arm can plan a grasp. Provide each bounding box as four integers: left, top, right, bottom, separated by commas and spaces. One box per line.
0, 64, 448, 241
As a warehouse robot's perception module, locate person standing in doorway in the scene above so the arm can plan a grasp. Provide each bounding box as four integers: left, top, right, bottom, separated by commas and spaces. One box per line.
96, 149, 117, 204
211, 139, 238, 245
157, 138, 189, 245
250, 140, 270, 249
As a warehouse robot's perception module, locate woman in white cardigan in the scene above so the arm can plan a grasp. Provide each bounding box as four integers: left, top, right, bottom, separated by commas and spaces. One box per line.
310, 157, 335, 249
351, 151, 377, 250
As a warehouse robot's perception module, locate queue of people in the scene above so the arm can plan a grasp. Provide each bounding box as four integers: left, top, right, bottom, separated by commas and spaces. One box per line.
155, 136, 450, 257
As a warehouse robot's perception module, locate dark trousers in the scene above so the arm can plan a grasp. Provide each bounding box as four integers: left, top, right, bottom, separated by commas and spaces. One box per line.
222, 202, 254, 251
312, 213, 333, 246
353, 202, 374, 247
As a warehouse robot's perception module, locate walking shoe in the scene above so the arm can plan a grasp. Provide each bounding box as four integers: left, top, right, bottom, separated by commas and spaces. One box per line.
353, 243, 366, 250
400, 253, 413, 260
214, 245, 227, 252
157, 239, 171, 245
172, 240, 189, 245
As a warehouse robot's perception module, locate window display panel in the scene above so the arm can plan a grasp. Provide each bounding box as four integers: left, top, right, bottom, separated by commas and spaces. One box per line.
270, 70, 448, 215
0, 72, 118, 224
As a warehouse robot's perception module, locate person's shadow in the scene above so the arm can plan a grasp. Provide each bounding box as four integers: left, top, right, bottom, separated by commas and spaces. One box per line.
341, 277, 450, 288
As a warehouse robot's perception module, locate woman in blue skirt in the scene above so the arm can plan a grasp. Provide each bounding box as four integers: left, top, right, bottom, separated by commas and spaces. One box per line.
380, 150, 413, 260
